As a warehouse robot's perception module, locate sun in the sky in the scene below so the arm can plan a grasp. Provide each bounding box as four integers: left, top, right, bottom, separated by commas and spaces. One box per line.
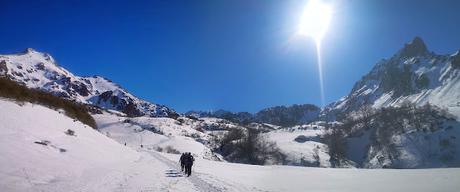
298, 0, 332, 43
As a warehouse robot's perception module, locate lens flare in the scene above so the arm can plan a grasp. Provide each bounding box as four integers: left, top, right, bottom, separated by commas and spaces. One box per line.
297, 0, 332, 107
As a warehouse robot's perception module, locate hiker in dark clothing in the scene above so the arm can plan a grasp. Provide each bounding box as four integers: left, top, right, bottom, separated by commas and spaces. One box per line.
184, 152, 195, 177
179, 153, 186, 172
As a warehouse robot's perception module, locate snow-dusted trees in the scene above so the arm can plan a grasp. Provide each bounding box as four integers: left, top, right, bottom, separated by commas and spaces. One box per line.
325, 103, 457, 168
323, 124, 348, 167
214, 128, 285, 165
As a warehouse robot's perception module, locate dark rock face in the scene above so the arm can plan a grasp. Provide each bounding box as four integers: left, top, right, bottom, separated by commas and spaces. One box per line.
452, 51, 460, 69
23, 48, 35, 54
35, 63, 45, 70
0, 60, 8, 76
399, 36, 428, 58
95, 91, 144, 117
71, 82, 90, 97
98, 91, 113, 101
380, 61, 414, 97
122, 102, 143, 117
12, 71, 24, 77
97, 91, 118, 105
167, 111, 180, 119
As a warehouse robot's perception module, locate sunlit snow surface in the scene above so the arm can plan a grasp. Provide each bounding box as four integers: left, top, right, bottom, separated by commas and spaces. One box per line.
2, 99, 460, 192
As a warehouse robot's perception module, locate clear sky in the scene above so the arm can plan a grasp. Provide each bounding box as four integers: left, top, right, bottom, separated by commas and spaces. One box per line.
1, 0, 459, 112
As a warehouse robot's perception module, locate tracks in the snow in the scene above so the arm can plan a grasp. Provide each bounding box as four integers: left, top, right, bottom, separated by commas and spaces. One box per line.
144, 150, 228, 192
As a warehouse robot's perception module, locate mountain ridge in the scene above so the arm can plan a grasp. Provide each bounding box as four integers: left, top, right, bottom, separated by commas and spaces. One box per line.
322, 37, 460, 120
186, 103, 321, 127
0, 48, 178, 118
1, 36, 459, 124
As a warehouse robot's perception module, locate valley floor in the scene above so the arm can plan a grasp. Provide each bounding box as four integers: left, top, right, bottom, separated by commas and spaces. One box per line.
152, 150, 460, 192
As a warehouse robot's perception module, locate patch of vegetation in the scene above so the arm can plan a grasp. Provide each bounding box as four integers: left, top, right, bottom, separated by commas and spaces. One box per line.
0, 77, 97, 128
294, 135, 309, 143
326, 103, 456, 168
156, 145, 180, 154
214, 128, 285, 165
164, 146, 180, 154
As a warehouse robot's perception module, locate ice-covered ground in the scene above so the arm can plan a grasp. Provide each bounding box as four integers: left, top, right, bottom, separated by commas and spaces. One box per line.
1, 99, 460, 192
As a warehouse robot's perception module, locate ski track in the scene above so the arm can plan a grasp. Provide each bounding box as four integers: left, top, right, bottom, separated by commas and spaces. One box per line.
144, 150, 232, 192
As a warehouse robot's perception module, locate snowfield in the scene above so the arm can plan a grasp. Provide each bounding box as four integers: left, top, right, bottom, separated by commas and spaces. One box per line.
94, 113, 222, 160
0, 99, 196, 192
1, 98, 460, 192
264, 125, 331, 167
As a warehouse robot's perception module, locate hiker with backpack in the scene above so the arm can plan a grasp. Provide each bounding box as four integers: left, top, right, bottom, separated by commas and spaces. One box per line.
184, 152, 195, 177
179, 153, 186, 172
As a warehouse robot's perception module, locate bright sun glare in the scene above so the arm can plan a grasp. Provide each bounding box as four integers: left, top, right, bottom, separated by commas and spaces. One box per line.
298, 0, 332, 42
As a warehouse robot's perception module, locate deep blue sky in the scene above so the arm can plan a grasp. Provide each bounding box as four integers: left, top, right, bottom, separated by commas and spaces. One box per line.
1, 0, 459, 112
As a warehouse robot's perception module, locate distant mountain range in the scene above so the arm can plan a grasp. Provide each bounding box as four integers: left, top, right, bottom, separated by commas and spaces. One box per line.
1, 36, 458, 125
186, 104, 321, 127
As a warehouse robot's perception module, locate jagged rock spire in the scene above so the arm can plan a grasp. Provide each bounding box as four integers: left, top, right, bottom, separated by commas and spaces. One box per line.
399, 36, 428, 58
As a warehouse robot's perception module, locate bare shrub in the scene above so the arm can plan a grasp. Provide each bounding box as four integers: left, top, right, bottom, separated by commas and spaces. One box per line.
164, 146, 180, 154
65, 129, 76, 136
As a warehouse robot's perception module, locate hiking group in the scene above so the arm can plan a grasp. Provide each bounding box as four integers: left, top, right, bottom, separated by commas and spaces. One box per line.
179, 152, 195, 177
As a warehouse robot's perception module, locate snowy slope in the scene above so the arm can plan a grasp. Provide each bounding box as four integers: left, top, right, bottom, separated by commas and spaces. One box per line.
323, 37, 460, 119
0, 99, 195, 192
2, 98, 460, 192
94, 112, 222, 160
346, 123, 460, 168
94, 110, 335, 167
0, 48, 177, 118
264, 124, 331, 167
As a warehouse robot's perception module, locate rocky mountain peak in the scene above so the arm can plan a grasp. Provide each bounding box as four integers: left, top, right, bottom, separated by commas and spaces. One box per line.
0, 49, 178, 118
398, 36, 428, 58
23, 48, 36, 54
322, 37, 460, 121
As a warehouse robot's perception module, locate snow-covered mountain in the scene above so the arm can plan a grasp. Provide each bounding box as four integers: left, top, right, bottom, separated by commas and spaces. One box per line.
319, 37, 460, 168
188, 104, 321, 127
0, 48, 178, 118
322, 37, 460, 120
